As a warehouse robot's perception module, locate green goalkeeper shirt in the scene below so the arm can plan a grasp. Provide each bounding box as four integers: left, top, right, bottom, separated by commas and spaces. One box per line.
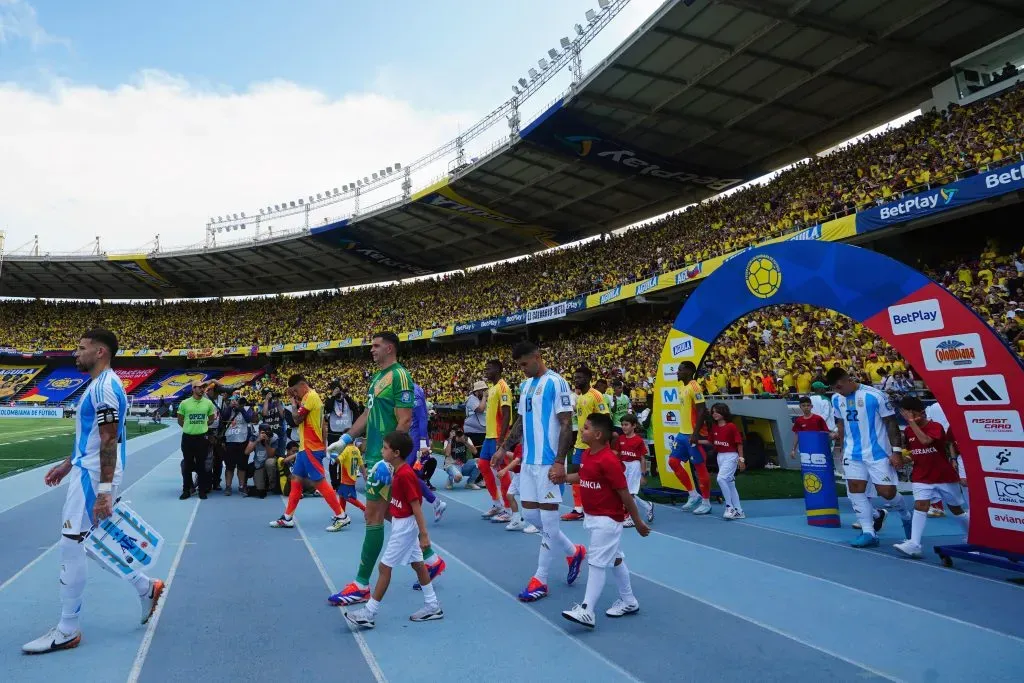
363, 362, 415, 465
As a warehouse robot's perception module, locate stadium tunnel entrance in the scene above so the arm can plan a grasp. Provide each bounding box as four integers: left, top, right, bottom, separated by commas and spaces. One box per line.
652, 240, 1024, 555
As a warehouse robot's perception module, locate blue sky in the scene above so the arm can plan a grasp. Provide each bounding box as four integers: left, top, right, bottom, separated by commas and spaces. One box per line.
6, 0, 637, 111
0, 0, 664, 253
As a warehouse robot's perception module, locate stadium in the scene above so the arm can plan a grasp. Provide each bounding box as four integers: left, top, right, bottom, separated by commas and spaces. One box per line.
2, 0, 1024, 680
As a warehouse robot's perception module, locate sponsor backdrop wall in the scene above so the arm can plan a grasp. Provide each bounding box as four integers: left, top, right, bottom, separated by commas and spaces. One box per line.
653, 240, 1024, 555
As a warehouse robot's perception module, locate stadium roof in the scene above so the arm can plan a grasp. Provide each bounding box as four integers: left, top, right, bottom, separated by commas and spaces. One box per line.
4, 0, 1023, 300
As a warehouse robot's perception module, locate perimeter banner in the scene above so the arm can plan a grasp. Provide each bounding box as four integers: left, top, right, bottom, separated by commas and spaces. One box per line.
0, 365, 44, 400
17, 368, 88, 403
310, 219, 433, 277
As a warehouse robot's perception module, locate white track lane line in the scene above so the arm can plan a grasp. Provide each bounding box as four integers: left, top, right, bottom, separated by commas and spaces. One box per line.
126, 498, 200, 683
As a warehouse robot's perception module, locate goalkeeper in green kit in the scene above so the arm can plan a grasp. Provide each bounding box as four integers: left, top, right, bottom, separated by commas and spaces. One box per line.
327, 332, 446, 606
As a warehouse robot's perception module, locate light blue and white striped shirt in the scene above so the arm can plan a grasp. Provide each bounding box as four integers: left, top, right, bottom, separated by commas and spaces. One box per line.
72, 368, 128, 482
832, 385, 894, 462
517, 370, 573, 466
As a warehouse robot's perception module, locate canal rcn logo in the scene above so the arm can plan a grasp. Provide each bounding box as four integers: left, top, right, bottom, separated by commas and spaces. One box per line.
919, 333, 986, 371
887, 299, 943, 335
985, 477, 1024, 509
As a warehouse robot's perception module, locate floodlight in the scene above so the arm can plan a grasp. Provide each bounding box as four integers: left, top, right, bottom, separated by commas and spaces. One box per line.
317, 193, 322, 200
298, 198, 304, 205
290, 201, 296, 207
561, 37, 571, 49
364, 176, 369, 183
241, 224, 246, 230
575, 23, 584, 35
539, 58, 549, 70
379, 169, 386, 177
599, 0, 610, 9
395, 162, 401, 170
387, 166, 393, 174
586, 9, 597, 22
548, 48, 559, 60
518, 77, 528, 88
308, 196, 313, 203
513, 85, 520, 95
241, 212, 246, 218
333, 187, 339, 194
209, 217, 215, 223
357, 179, 363, 186
259, 209, 265, 215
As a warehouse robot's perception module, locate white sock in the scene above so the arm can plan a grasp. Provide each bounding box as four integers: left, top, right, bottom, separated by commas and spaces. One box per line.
612, 560, 636, 604
953, 511, 969, 533
540, 509, 577, 557
887, 493, 912, 522
633, 495, 652, 517
536, 537, 551, 584
58, 537, 87, 634
366, 598, 381, 615
419, 581, 438, 606
128, 571, 153, 598
523, 507, 542, 530
583, 565, 605, 612
849, 491, 875, 536
910, 510, 927, 546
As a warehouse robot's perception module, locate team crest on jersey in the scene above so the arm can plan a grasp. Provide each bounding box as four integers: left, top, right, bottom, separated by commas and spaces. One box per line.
502, 394, 509, 402
399, 390, 412, 403
535, 388, 543, 396
857, 398, 864, 408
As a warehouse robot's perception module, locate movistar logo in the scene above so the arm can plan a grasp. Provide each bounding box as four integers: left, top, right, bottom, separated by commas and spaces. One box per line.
558, 134, 600, 157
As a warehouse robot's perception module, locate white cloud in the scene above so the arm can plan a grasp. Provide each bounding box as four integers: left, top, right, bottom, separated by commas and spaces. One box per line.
0, 71, 474, 253
0, 0, 69, 51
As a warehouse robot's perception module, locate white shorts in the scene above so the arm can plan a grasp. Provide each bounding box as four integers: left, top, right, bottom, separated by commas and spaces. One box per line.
583, 515, 624, 568
507, 472, 520, 498
519, 464, 562, 505
911, 482, 964, 507
843, 458, 898, 487
379, 516, 423, 568
61, 466, 121, 536
624, 461, 643, 495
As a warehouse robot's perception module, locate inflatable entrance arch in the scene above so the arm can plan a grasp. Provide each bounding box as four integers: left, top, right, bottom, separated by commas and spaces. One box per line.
653, 240, 1024, 555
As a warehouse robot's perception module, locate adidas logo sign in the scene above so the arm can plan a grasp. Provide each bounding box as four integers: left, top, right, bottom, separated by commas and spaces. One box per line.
952, 375, 1009, 406
62, 520, 72, 530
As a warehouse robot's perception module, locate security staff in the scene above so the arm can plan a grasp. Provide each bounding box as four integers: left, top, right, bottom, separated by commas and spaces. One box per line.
177, 380, 216, 499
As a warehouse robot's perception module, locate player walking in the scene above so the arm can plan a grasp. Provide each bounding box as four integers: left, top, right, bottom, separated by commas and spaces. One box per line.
825, 368, 912, 547
480, 360, 513, 521
329, 332, 445, 606
268, 374, 349, 531
496, 341, 586, 603
23, 329, 165, 655
668, 361, 712, 514
562, 366, 609, 521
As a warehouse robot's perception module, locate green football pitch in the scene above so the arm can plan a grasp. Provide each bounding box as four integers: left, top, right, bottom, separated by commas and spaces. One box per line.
0, 417, 167, 478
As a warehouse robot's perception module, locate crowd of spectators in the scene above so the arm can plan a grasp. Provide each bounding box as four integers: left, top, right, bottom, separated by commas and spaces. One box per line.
2, 84, 1022, 352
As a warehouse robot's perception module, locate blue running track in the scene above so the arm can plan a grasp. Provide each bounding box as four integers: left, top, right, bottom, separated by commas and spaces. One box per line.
1, 426, 1022, 682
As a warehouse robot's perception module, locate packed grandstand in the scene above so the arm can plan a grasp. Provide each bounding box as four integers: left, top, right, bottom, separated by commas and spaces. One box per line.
2, 81, 1023, 410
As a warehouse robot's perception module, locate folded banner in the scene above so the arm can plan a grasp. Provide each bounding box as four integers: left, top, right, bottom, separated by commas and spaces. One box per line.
137, 370, 218, 402
17, 368, 88, 403
217, 369, 265, 388
797, 430, 841, 528
114, 368, 157, 394
0, 365, 45, 400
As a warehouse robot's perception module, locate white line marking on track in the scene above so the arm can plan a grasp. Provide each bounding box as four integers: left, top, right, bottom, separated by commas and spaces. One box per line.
292, 513, 386, 683
666, 502, 1023, 589
626, 568, 900, 682
428, 535, 643, 683
0, 449, 183, 594
126, 498, 200, 683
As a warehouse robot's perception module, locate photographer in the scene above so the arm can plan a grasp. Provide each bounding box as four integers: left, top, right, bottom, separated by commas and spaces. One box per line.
245, 424, 277, 498
443, 428, 481, 490
221, 394, 256, 496
260, 388, 287, 453
324, 381, 357, 488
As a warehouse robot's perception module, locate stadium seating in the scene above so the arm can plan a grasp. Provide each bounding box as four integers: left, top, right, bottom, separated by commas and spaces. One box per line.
2, 83, 1022, 354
